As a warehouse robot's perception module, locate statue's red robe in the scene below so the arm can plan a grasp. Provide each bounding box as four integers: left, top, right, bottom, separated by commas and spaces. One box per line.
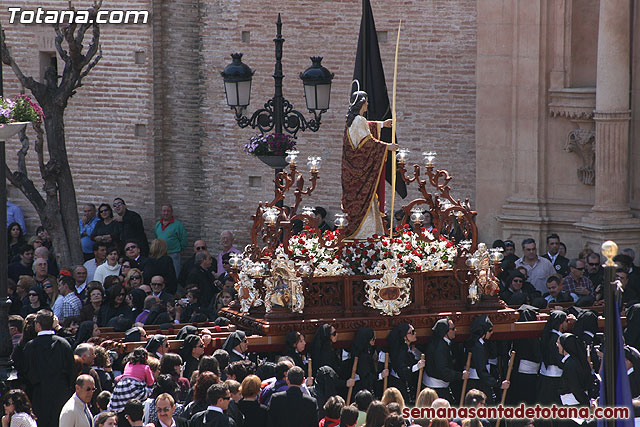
341, 120, 388, 239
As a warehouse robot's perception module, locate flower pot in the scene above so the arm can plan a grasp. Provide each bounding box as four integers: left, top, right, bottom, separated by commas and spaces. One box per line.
256, 155, 288, 169
0, 122, 29, 140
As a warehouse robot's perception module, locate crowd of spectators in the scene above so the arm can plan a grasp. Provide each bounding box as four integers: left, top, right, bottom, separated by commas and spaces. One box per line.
4, 201, 640, 427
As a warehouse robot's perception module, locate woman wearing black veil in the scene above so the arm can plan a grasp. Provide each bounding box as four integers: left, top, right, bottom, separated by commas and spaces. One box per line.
386, 323, 424, 402
624, 345, 640, 398
349, 327, 386, 395
311, 324, 354, 402
285, 331, 309, 372
624, 303, 640, 351
465, 315, 508, 404
557, 333, 592, 406
571, 307, 600, 372
537, 310, 568, 405
508, 305, 541, 405
310, 324, 341, 376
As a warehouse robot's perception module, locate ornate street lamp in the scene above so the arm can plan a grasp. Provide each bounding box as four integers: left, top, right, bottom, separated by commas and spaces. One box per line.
221, 14, 334, 137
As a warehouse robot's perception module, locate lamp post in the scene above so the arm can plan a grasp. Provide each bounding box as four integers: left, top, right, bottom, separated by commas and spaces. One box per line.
0, 23, 13, 382
221, 14, 334, 138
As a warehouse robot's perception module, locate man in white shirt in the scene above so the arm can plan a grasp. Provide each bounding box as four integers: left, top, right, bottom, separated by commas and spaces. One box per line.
59, 374, 95, 427
83, 242, 107, 283
515, 238, 557, 294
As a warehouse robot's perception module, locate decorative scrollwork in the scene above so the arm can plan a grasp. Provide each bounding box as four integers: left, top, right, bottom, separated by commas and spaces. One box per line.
235, 97, 326, 137
396, 161, 478, 250
363, 259, 412, 316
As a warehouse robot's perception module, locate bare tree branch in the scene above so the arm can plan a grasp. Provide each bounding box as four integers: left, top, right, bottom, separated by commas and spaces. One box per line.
32, 122, 47, 179
16, 128, 29, 177
0, 27, 45, 97
53, 25, 71, 63
5, 165, 46, 213
76, 46, 102, 89
81, 24, 101, 69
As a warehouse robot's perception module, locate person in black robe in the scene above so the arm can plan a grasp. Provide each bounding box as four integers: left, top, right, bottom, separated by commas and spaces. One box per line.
23, 310, 75, 427
349, 327, 385, 395
180, 334, 204, 381
557, 333, 592, 407
424, 318, 467, 403
74, 320, 97, 349
310, 324, 342, 376
625, 304, 640, 351
508, 305, 542, 405
386, 322, 424, 403
223, 331, 249, 363
537, 310, 568, 406
570, 306, 601, 372
465, 315, 508, 404
624, 345, 640, 399
285, 331, 309, 372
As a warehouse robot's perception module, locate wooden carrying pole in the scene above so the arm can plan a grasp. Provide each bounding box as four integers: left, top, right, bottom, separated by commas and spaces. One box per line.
346, 356, 359, 405
496, 351, 516, 427
460, 353, 472, 406
416, 354, 425, 403
383, 352, 389, 391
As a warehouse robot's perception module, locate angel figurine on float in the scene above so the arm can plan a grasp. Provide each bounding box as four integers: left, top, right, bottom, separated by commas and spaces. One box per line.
341, 82, 398, 240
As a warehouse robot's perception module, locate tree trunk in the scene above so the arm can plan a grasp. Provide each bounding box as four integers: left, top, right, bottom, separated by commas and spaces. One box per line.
43, 106, 83, 267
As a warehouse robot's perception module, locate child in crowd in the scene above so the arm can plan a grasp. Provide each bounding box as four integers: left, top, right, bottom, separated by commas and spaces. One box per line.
116, 348, 155, 386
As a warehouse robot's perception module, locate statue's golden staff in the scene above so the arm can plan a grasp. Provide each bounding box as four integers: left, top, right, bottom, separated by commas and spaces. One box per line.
389, 20, 401, 236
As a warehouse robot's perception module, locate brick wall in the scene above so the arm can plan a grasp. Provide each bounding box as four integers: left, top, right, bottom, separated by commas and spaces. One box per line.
2, 0, 477, 258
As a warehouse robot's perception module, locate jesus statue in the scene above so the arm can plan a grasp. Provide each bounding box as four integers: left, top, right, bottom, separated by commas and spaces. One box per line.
341, 88, 398, 240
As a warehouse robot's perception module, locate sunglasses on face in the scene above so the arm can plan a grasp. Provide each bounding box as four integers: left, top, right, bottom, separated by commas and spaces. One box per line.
151, 283, 163, 286
512, 279, 523, 283
408, 330, 416, 335
125, 246, 137, 251
130, 276, 141, 280
29, 293, 38, 297
196, 246, 207, 251
222, 396, 231, 400
43, 284, 52, 288
113, 202, 123, 207
573, 267, 585, 271
330, 331, 337, 336
84, 387, 96, 392
99, 209, 109, 214
588, 262, 599, 266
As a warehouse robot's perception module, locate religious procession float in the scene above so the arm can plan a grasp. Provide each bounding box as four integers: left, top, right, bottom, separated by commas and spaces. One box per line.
219, 147, 520, 339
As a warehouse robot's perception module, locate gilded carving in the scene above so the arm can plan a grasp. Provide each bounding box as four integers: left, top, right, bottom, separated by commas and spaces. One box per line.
363, 259, 412, 316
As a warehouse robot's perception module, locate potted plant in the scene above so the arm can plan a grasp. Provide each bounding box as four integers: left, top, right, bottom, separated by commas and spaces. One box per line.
244, 132, 296, 169
0, 95, 44, 139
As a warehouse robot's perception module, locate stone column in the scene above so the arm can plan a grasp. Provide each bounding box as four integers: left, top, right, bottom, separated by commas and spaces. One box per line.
576, 0, 640, 254
592, 0, 631, 217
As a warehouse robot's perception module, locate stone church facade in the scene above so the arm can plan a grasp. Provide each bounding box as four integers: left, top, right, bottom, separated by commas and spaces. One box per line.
1, 0, 638, 257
